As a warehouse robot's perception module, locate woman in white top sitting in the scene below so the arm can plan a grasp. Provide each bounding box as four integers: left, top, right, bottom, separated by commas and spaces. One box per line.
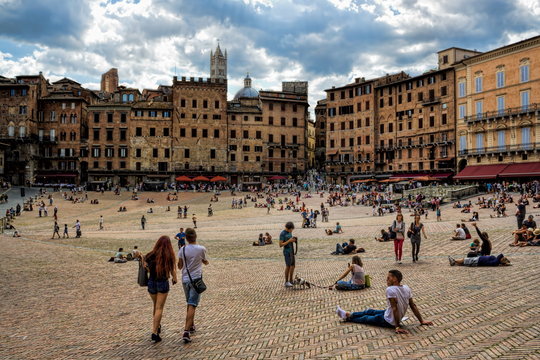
330, 256, 365, 290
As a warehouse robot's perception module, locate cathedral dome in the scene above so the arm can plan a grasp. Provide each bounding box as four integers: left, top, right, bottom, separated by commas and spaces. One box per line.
234, 74, 259, 100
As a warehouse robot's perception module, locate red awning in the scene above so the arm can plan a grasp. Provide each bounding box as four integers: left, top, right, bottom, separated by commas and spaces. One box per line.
268, 175, 287, 180
210, 176, 227, 182
499, 162, 540, 177
431, 172, 453, 178
175, 176, 193, 182
454, 164, 509, 180
192, 176, 210, 181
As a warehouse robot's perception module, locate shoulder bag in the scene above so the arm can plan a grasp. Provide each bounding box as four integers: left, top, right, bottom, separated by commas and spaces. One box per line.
389, 220, 397, 239
137, 257, 148, 287
183, 247, 207, 294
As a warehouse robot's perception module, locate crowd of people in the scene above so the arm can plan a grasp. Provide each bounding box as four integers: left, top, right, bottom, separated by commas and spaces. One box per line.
6, 177, 539, 346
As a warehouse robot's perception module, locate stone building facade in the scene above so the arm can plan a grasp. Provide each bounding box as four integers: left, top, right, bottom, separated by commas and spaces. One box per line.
374, 68, 456, 177
0, 45, 310, 186
453, 36, 540, 179
320, 35, 540, 183
314, 99, 326, 171
0, 74, 48, 184
324, 76, 381, 182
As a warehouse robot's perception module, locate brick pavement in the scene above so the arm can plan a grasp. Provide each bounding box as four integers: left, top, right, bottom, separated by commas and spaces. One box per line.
1, 190, 539, 359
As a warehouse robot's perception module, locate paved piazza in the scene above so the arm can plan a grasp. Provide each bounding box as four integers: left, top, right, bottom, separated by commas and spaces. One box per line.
1, 189, 539, 360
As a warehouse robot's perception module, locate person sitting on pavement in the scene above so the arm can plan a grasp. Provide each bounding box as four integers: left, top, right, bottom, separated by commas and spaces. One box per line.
527, 228, 540, 246
375, 229, 390, 242
510, 224, 529, 246
332, 239, 365, 255
335, 270, 433, 334
470, 223, 491, 256
334, 222, 343, 234
264, 232, 273, 244
461, 223, 472, 240
523, 215, 536, 229
448, 253, 511, 267
253, 233, 266, 246
467, 239, 481, 257
329, 255, 366, 291
451, 224, 466, 240
114, 248, 127, 263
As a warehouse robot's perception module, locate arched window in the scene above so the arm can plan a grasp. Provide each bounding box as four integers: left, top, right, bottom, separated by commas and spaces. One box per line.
50, 129, 56, 141
19, 125, 26, 138
122, 94, 128, 103
128, 94, 134, 102
7, 123, 15, 137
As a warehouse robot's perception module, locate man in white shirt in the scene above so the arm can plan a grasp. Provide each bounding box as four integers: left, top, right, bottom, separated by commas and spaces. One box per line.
336, 270, 433, 334
451, 224, 466, 240
178, 228, 208, 343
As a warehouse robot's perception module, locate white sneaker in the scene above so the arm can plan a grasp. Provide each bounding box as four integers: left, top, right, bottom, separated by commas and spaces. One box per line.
285, 282, 293, 287
336, 306, 347, 320
401, 316, 409, 322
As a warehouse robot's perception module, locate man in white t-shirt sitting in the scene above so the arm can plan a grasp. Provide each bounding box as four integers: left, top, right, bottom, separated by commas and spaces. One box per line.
336, 270, 433, 334
451, 224, 466, 240
178, 228, 209, 343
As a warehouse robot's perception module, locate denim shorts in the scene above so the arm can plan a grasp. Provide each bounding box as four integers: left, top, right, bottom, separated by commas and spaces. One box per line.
147, 278, 170, 294
183, 281, 201, 307
284, 251, 295, 266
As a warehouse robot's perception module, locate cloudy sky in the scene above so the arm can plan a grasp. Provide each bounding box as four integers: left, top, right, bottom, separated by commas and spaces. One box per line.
1, 0, 539, 112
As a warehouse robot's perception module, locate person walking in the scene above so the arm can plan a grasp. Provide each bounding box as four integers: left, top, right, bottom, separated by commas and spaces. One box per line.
436, 206, 441, 222
98, 215, 104, 230
73, 220, 81, 238
178, 228, 208, 343
279, 221, 297, 288
141, 215, 146, 230
408, 215, 427, 263
52, 221, 60, 239
192, 214, 197, 229
143, 235, 177, 342
516, 200, 526, 228
391, 213, 406, 264
335, 270, 433, 334
62, 224, 69, 238
175, 227, 186, 249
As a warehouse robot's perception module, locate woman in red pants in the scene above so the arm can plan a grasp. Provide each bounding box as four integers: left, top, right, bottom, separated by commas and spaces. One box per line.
391, 213, 406, 264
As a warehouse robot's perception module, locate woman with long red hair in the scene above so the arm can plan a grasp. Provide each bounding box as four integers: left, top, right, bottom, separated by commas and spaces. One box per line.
143, 235, 177, 342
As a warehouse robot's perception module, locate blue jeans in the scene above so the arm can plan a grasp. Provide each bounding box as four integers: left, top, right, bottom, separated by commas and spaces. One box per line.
347, 309, 393, 328
335, 280, 365, 291
335, 243, 348, 254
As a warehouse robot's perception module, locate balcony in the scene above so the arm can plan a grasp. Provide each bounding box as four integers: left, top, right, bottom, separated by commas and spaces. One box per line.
464, 103, 539, 125
378, 138, 455, 152
421, 97, 441, 106
267, 142, 300, 149
458, 142, 539, 157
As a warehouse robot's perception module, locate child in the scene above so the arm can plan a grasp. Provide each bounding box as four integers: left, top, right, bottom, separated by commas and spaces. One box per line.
63, 224, 69, 238
468, 239, 480, 257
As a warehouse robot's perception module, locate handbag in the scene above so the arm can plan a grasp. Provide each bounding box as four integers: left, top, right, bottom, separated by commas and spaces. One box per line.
183, 247, 207, 294
407, 223, 414, 239
389, 222, 397, 239
137, 260, 148, 287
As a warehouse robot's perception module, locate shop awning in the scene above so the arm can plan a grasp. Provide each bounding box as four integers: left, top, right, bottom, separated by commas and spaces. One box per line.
391, 173, 426, 179
326, 149, 339, 156
431, 172, 453, 178
454, 164, 509, 180
499, 162, 540, 177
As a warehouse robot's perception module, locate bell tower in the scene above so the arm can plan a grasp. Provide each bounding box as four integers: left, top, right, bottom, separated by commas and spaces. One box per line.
210, 43, 227, 80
